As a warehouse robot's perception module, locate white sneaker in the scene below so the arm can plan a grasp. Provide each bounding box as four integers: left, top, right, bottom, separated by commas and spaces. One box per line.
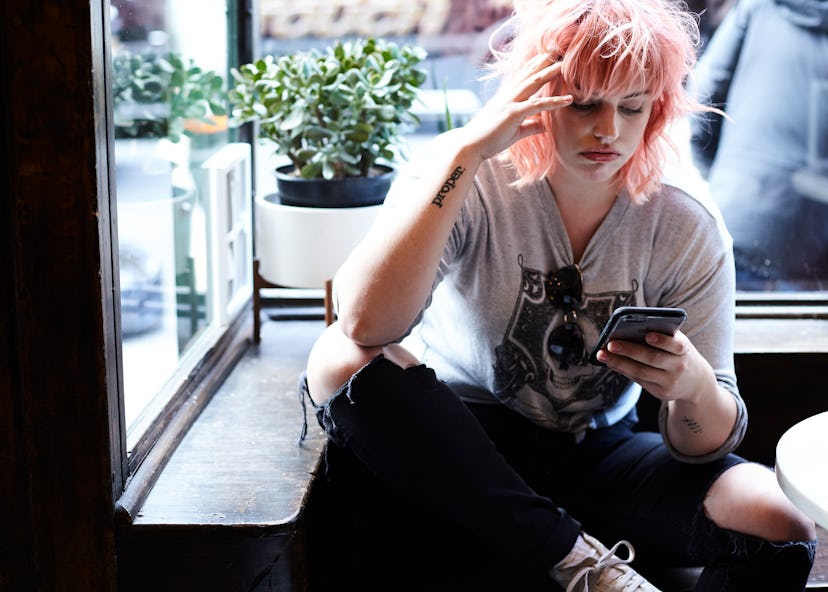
550, 532, 661, 592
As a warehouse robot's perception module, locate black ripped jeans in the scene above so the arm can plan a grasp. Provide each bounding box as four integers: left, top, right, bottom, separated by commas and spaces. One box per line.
301, 356, 816, 591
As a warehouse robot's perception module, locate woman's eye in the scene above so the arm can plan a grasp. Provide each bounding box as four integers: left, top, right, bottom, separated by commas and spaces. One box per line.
571, 102, 595, 111
571, 102, 645, 114
620, 105, 644, 115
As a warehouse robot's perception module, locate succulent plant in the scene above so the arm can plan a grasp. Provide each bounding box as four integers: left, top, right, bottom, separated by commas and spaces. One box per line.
228, 38, 427, 179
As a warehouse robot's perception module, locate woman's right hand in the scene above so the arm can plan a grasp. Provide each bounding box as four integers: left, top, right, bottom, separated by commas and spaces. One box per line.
460, 55, 573, 161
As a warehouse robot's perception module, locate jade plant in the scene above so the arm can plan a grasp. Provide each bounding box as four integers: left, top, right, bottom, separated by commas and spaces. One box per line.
112, 50, 226, 141
228, 38, 428, 179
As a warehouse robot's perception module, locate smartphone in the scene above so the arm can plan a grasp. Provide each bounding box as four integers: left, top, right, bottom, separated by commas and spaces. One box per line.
589, 306, 687, 365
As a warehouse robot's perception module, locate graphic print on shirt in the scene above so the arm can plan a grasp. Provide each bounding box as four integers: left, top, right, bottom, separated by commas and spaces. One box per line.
493, 258, 637, 432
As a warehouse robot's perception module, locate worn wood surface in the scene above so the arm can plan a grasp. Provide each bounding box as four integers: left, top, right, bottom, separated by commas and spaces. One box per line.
119, 320, 326, 590
813, 526, 828, 589
133, 320, 326, 526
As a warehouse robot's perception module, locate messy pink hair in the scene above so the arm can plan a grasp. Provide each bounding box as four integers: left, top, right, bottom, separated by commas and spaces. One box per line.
490, 0, 707, 202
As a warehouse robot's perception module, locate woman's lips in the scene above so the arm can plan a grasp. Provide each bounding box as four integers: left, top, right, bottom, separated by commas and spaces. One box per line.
581, 150, 619, 162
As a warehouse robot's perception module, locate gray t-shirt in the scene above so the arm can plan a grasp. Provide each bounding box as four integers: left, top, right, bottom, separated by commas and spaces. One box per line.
380, 153, 746, 462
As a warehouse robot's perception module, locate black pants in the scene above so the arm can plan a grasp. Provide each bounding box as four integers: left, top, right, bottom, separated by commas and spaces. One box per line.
302, 356, 816, 591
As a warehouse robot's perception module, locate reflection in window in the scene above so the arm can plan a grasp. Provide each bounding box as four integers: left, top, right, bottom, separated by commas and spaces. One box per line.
688, 0, 828, 293
110, 0, 241, 447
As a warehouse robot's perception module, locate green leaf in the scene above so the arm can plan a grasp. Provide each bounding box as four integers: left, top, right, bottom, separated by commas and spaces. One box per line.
304, 126, 334, 140
321, 159, 336, 180
300, 161, 323, 179
222, 36, 428, 179
346, 122, 373, 142
280, 107, 305, 131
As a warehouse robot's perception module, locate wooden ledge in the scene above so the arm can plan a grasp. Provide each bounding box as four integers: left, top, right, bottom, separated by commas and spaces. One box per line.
117, 320, 327, 591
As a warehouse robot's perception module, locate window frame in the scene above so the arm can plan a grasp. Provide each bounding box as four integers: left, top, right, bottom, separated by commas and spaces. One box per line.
110, 0, 257, 481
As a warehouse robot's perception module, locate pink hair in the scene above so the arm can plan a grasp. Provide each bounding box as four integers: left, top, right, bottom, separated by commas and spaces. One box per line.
490, 0, 708, 203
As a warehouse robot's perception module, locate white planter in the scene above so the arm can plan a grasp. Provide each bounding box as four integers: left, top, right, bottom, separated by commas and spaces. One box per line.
255, 194, 381, 289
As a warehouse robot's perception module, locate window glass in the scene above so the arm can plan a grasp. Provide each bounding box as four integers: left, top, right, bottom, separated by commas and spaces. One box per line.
254, 0, 510, 189
257, 0, 827, 297
111, 0, 249, 449
686, 0, 827, 293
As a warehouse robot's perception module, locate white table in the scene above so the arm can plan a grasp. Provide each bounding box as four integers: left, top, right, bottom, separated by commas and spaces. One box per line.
775, 411, 828, 529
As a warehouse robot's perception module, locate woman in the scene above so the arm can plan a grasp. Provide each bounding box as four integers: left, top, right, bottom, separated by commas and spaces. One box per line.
302, 0, 817, 590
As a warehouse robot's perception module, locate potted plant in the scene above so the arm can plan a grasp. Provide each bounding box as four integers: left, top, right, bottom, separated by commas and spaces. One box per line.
228, 37, 427, 207
227, 37, 427, 335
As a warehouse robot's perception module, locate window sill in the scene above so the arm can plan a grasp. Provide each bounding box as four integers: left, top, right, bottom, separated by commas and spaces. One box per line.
116, 318, 327, 590
735, 292, 828, 354
735, 318, 828, 354
258, 289, 828, 355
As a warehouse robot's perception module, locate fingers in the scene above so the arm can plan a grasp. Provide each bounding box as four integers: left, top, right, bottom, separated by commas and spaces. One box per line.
505, 56, 573, 130
523, 93, 574, 119
460, 54, 571, 159
597, 332, 702, 401
512, 94, 572, 140
598, 347, 676, 398
511, 56, 568, 103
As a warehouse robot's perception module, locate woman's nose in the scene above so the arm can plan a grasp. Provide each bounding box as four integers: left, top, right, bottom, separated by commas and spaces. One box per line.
593, 106, 619, 142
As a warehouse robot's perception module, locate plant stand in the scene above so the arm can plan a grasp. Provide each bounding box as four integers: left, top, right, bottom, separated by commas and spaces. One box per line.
253, 260, 334, 343
252, 195, 382, 342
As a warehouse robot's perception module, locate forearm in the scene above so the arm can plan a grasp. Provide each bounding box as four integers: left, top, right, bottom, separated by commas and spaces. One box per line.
335, 58, 573, 345
663, 380, 738, 458
335, 132, 484, 345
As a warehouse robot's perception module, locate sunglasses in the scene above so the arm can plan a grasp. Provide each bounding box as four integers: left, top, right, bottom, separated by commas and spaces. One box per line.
546, 265, 586, 370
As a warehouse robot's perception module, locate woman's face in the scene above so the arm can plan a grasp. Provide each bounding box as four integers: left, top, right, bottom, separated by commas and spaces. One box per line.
550, 88, 653, 186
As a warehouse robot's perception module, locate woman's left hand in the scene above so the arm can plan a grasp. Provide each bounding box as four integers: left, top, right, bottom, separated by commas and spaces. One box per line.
596, 330, 739, 457
594, 330, 713, 405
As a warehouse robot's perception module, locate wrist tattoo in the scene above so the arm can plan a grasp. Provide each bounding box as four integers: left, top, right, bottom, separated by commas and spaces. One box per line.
681, 416, 703, 434
431, 166, 465, 208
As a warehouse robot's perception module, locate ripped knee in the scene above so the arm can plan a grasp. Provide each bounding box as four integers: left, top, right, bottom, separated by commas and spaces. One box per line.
704, 462, 816, 543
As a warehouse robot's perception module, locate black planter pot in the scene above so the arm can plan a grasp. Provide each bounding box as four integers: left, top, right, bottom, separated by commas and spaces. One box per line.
274, 164, 396, 208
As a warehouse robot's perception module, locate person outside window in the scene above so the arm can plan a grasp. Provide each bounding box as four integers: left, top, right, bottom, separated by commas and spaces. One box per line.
690, 0, 828, 290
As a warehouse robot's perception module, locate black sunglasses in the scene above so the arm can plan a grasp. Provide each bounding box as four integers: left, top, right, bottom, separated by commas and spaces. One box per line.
545, 265, 586, 370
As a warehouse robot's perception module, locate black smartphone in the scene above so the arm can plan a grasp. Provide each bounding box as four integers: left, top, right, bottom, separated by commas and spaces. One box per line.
589, 306, 687, 365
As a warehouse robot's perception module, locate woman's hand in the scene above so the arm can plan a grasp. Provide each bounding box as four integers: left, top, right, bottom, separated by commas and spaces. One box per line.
595, 330, 711, 403
459, 55, 573, 161
595, 331, 738, 457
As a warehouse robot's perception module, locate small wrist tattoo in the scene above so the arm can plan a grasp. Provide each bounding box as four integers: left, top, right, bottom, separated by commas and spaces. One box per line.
681, 416, 703, 434
431, 165, 465, 208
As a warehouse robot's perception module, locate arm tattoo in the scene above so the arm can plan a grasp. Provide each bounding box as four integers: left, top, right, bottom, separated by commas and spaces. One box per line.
681, 416, 704, 435
431, 166, 465, 208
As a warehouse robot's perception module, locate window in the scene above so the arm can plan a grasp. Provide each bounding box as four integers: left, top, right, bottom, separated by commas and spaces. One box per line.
110, 0, 251, 461
107, 0, 827, 470
686, 0, 828, 295
252, 0, 510, 198
255, 0, 827, 344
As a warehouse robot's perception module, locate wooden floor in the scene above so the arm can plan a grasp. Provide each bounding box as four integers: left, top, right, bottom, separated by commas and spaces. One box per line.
812, 526, 828, 589
260, 312, 828, 589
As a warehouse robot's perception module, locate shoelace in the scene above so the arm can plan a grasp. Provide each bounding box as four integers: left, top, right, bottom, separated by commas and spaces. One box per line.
565, 540, 644, 592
